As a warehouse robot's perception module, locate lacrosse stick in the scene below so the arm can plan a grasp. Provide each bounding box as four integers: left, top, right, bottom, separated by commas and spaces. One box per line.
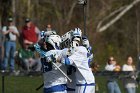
52, 62, 72, 82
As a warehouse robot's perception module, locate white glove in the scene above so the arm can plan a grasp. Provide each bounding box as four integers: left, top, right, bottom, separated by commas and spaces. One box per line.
46, 56, 52, 62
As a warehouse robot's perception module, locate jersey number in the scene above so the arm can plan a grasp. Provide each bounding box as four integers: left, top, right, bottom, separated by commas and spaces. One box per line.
41, 58, 52, 73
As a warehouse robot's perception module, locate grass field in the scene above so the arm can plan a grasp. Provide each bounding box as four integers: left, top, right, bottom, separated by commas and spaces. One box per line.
0, 75, 43, 93
0, 75, 140, 93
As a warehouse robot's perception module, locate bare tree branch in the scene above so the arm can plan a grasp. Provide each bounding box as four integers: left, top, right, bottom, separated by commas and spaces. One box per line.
66, 1, 77, 25
97, 0, 140, 32
97, 5, 127, 31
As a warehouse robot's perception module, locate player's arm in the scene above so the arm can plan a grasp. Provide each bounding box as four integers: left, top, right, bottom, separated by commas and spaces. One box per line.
61, 54, 75, 65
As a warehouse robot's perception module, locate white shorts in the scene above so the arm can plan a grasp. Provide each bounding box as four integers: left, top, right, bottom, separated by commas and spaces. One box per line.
51, 90, 67, 93
75, 83, 95, 93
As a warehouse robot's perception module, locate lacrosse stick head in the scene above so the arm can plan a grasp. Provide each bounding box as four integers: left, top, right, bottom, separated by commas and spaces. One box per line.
78, 0, 87, 5
60, 28, 82, 48
60, 30, 73, 49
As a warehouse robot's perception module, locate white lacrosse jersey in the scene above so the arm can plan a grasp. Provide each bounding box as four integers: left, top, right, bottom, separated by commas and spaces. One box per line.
34, 44, 67, 90
66, 46, 95, 84
62, 46, 95, 93
43, 62, 67, 88
42, 50, 67, 88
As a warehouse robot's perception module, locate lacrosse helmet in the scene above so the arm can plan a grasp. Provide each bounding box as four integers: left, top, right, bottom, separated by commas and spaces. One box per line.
45, 34, 61, 50
71, 28, 82, 40
70, 28, 82, 47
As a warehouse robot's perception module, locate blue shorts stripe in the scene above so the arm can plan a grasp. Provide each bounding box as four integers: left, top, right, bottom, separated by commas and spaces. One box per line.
76, 83, 96, 86
44, 84, 67, 93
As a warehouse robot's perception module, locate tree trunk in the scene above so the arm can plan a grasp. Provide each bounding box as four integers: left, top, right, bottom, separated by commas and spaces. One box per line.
136, 5, 140, 58
12, 0, 16, 25
0, 17, 1, 29
27, 0, 31, 17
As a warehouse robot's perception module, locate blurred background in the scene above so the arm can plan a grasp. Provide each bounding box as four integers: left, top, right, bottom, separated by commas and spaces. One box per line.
0, 0, 140, 67
0, 0, 140, 93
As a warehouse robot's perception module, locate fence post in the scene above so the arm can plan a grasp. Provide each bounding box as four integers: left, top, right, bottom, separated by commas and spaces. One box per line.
2, 75, 5, 93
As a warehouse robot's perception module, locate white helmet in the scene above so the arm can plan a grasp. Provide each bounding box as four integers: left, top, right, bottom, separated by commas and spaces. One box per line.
70, 28, 82, 47
71, 28, 82, 40
45, 35, 61, 50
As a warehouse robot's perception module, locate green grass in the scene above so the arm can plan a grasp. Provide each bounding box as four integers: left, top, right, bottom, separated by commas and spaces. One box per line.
0, 75, 140, 93
0, 75, 43, 93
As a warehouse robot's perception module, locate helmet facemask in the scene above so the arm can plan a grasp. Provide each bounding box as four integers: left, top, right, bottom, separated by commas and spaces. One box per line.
70, 37, 81, 48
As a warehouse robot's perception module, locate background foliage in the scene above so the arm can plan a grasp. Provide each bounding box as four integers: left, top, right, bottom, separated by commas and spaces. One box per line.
0, 0, 140, 93
0, 0, 140, 69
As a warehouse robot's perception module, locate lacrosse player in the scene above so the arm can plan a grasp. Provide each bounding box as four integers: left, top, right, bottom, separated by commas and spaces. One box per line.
61, 28, 95, 93
60, 29, 77, 93
34, 33, 68, 93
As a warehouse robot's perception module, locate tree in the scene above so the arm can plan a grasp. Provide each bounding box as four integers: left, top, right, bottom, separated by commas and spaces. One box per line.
97, 0, 140, 32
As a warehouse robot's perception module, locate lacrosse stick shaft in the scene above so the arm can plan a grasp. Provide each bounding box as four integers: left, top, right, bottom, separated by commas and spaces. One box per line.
83, 0, 87, 35
52, 62, 72, 82
36, 83, 44, 91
